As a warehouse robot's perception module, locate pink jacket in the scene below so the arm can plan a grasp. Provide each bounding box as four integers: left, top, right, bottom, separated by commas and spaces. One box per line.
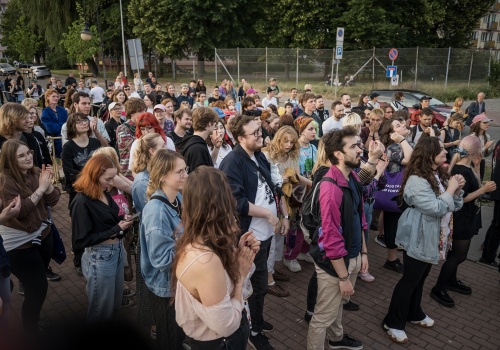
319, 166, 367, 260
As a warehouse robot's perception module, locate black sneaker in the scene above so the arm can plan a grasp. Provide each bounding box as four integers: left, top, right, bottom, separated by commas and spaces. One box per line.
375, 235, 386, 248
248, 331, 274, 350
430, 288, 455, 307
304, 312, 313, 324
343, 301, 359, 311
328, 333, 363, 349
478, 257, 499, 268
46, 266, 61, 281
262, 320, 274, 332
75, 266, 83, 277
384, 259, 404, 273
369, 224, 379, 231
446, 280, 472, 295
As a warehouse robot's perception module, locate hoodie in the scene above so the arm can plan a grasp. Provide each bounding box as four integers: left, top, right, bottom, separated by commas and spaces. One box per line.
175, 134, 213, 172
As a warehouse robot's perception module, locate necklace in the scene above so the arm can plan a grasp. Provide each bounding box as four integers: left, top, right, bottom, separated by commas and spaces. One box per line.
170, 197, 178, 208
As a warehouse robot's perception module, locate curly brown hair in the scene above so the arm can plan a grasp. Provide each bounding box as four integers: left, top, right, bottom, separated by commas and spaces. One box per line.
171, 166, 240, 298
399, 137, 449, 198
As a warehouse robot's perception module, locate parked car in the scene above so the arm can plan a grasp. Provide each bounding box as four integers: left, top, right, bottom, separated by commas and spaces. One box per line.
14, 61, 33, 68
370, 89, 453, 127
31, 65, 51, 79
0, 63, 17, 76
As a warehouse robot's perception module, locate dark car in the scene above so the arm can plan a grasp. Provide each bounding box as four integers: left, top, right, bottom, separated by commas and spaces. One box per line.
370, 89, 452, 127
15, 61, 33, 68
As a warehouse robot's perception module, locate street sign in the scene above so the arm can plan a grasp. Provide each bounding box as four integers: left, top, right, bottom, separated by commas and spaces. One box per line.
127, 38, 145, 70
336, 27, 345, 42
336, 46, 343, 59
386, 65, 397, 77
391, 75, 399, 86
388, 48, 398, 61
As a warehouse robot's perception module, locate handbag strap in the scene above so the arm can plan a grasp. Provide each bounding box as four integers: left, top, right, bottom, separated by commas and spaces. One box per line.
240, 153, 276, 193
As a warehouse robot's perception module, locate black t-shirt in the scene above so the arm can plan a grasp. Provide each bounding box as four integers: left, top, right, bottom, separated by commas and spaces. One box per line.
347, 175, 362, 258
56, 86, 67, 96
208, 96, 224, 104
451, 165, 481, 238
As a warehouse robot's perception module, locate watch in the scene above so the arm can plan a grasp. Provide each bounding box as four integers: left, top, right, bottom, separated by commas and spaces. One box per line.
283, 215, 290, 219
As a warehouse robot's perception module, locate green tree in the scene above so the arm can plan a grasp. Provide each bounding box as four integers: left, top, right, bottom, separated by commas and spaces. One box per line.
10, 14, 40, 62
60, 17, 100, 73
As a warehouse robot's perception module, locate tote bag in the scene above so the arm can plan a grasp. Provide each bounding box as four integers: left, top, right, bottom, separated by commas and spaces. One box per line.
373, 167, 404, 213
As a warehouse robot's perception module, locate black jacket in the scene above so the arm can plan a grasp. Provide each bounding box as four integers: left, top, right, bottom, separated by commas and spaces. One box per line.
175, 134, 213, 172
219, 144, 274, 234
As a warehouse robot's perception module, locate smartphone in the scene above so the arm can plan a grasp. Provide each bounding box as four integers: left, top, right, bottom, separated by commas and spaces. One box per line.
124, 212, 141, 221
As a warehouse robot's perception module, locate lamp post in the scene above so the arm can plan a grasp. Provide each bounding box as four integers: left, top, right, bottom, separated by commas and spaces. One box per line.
80, 4, 107, 87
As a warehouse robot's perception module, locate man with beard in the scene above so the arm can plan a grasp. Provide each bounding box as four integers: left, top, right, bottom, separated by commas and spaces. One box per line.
220, 115, 290, 350
168, 108, 193, 144
61, 92, 110, 146
307, 127, 367, 350
312, 94, 329, 137
408, 107, 440, 144
322, 100, 345, 134
341, 93, 352, 113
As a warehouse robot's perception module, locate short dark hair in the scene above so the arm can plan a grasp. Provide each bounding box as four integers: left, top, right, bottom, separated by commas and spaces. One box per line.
394, 91, 404, 100
323, 127, 359, 165
229, 115, 255, 141
174, 108, 192, 121
331, 100, 343, 110
191, 107, 218, 132
72, 91, 90, 105
290, 88, 297, 92
421, 107, 434, 117
66, 112, 92, 140
284, 102, 294, 108
315, 95, 323, 100
242, 97, 255, 111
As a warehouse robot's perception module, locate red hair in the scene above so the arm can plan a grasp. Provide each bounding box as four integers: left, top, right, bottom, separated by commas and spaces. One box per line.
135, 112, 166, 140
73, 154, 116, 200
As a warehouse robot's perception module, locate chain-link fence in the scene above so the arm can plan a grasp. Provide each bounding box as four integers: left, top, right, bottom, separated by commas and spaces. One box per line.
148, 47, 493, 91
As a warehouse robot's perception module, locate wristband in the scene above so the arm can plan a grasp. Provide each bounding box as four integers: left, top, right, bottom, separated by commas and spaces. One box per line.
338, 273, 350, 282
399, 139, 406, 144
361, 252, 368, 255
366, 161, 375, 166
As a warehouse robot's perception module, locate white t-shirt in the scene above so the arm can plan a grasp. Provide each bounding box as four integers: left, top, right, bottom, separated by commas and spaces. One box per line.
248, 156, 276, 241
322, 116, 345, 134
262, 97, 278, 109
89, 86, 105, 103
207, 144, 232, 169
128, 136, 175, 171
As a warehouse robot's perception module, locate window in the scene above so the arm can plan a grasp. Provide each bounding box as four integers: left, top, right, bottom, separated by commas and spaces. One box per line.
473, 31, 478, 40
489, 32, 494, 41
481, 32, 488, 41
497, 33, 500, 42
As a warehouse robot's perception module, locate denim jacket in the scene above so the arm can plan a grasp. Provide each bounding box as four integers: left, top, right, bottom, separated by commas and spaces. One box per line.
131, 171, 149, 214
140, 189, 183, 297
396, 175, 463, 264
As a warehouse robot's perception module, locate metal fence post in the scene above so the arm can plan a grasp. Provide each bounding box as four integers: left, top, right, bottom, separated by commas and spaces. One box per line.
265, 47, 268, 83
215, 48, 217, 85
330, 48, 335, 91
296, 48, 299, 87
445, 47, 451, 90
488, 48, 492, 87
414, 47, 419, 89
468, 50, 474, 88
372, 47, 375, 89
237, 47, 240, 85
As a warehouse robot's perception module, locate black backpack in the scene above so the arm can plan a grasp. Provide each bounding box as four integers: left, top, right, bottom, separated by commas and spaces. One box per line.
300, 177, 337, 244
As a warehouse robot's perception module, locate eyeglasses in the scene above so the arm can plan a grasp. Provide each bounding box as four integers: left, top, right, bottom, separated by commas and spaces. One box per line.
17, 150, 34, 159
76, 119, 89, 125
245, 128, 262, 138
111, 108, 122, 112
174, 166, 189, 179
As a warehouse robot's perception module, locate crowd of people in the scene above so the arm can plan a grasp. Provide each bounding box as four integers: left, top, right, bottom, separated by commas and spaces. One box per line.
0, 71, 499, 350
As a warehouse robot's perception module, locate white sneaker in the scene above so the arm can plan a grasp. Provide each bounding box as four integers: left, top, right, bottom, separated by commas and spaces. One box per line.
411, 315, 434, 328
383, 324, 408, 344
283, 258, 302, 272
358, 271, 375, 282
297, 252, 314, 263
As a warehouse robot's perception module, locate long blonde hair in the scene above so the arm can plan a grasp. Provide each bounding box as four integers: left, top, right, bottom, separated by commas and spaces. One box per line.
262, 126, 299, 162
312, 138, 331, 175
132, 133, 162, 174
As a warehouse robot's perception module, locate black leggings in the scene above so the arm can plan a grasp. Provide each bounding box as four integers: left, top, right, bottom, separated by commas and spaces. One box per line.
434, 239, 471, 290
383, 211, 401, 250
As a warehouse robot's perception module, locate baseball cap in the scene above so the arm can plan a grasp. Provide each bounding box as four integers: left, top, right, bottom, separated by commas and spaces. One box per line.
108, 102, 122, 111
153, 104, 166, 111
369, 92, 380, 99
471, 113, 492, 125
419, 95, 431, 101
246, 88, 258, 94
212, 107, 225, 118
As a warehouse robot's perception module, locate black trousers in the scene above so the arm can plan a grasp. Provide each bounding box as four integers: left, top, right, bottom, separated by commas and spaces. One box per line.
482, 200, 500, 262
8, 231, 53, 332
384, 251, 431, 330
383, 211, 402, 250
149, 290, 185, 350
248, 236, 272, 333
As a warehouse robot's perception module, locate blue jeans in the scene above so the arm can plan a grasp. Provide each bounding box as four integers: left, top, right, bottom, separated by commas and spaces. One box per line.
364, 201, 374, 245
82, 241, 124, 323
